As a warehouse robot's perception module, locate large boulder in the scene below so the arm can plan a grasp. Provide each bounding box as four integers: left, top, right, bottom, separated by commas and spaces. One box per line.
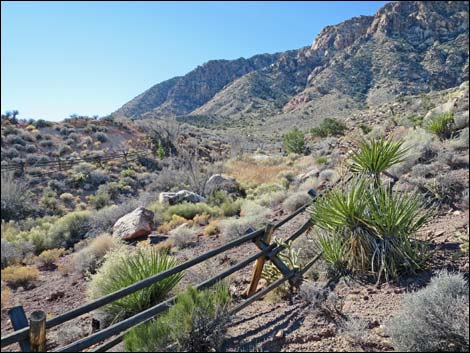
205, 174, 241, 196
113, 207, 154, 241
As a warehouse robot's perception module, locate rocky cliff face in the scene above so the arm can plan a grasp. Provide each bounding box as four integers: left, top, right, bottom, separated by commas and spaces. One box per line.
115, 1, 469, 126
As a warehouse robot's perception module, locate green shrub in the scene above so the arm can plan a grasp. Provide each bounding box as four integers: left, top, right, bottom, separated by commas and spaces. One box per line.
88, 247, 183, 320
220, 199, 242, 217
164, 203, 218, 221
1, 265, 40, 288
424, 112, 455, 139
358, 123, 372, 134
1, 173, 34, 221
71, 234, 121, 274
386, 271, 469, 352
283, 128, 306, 154
94, 132, 108, 142
312, 179, 431, 280
315, 156, 328, 165
282, 192, 312, 213
311, 118, 347, 138
45, 211, 92, 249
124, 286, 230, 352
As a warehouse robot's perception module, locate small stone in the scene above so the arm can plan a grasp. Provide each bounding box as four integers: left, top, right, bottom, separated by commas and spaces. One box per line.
363, 295, 369, 300
275, 329, 286, 340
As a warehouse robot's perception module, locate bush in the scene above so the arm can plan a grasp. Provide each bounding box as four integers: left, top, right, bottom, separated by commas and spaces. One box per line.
45, 211, 92, 249
164, 203, 218, 221
94, 132, 108, 142
220, 199, 242, 217
283, 128, 306, 154
72, 234, 120, 274
1, 265, 40, 288
218, 214, 268, 241
311, 118, 347, 137
386, 271, 469, 352
203, 221, 219, 236
124, 286, 230, 352
36, 248, 66, 270
256, 190, 288, 208
358, 123, 372, 134
170, 225, 199, 249
425, 112, 455, 140
1, 173, 33, 221
282, 192, 311, 213
312, 178, 431, 280
88, 247, 183, 320
157, 215, 189, 233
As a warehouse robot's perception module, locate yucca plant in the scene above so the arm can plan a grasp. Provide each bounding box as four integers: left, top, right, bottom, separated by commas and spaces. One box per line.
311, 180, 431, 281
349, 137, 409, 183
424, 112, 454, 140
88, 246, 183, 320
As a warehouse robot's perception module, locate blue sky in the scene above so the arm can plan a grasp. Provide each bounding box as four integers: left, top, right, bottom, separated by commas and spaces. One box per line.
1, 1, 389, 121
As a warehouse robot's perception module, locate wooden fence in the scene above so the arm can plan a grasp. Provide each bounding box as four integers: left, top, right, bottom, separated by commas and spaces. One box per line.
1, 189, 319, 352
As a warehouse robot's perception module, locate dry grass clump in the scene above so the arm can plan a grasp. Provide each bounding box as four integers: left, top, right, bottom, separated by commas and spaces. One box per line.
157, 215, 189, 233
36, 248, 66, 270
72, 234, 121, 274
225, 159, 295, 185
282, 192, 312, 213
1, 265, 40, 288
203, 221, 219, 236
170, 225, 199, 249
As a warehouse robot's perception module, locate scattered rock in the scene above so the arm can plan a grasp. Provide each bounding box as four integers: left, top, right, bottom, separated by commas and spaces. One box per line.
169, 190, 207, 205
113, 207, 155, 241
275, 329, 286, 340
48, 291, 65, 301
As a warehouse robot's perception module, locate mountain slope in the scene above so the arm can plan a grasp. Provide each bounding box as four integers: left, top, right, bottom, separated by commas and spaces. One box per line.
114, 1, 469, 125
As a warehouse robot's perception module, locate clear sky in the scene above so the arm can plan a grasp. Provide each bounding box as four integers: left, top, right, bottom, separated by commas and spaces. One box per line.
1, 1, 389, 121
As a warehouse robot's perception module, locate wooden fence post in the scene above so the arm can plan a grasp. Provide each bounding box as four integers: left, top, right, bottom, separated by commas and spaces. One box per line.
29, 310, 46, 352
8, 306, 31, 352
245, 223, 276, 297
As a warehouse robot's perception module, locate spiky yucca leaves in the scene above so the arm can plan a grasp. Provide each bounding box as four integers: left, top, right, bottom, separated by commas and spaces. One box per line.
350, 137, 409, 180
88, 246, 183, 320
311, 179, 431, 281
261, 238, 301, 287
424, 112, 455, 140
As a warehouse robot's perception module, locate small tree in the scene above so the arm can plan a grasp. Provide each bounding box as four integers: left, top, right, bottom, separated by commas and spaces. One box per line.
283, 128, 306, 154
157, 140, 165, 160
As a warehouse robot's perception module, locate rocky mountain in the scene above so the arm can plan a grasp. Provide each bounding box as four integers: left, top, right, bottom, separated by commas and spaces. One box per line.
114, 1, 469, 126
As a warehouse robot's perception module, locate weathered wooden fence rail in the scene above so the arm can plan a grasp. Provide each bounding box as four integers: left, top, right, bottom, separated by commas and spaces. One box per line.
2, 189, 318, 352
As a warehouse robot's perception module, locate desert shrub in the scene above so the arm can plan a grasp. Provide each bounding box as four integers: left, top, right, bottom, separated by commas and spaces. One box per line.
1, 287, 11, 309
341, 315, 370, 346
282, 192, 311, 213
203, 221, 219, 236
421, 174, 467, 208
1, 265, 40, 288
170, 225, 199, 249
220, 199, 242, 217
283, 128, 306, 154
89, 189, 111, 209
451, 127, 469, 151
36, 248, 66, 270
88, 247, 183, 320
318, 169, 339, 184
32, 119, 52, 128
311, 118, 347, 137
72, 234, 120, 274
358, 123, 372, 134
390, 128, 437, 176
218, 213, 268, 241
1, 173, 33, 221
58, 144, 72, 156
1, 237, 35, 268
207, 190, 232, 207
312, 178, 431, 280
44, 211, 92, 249
39, 139, 54, 148
424, 112, 455, 139
315, 156, 328, 165
25, 144, 37, 153
386, 271, 469, 352
256, 190, 288, 208
25, 154, 40, 165
124, 286, 230, 352
94, 132, 108, 143
164, 203, 218, 221
5, 134, 26, 146
193, 213, 210, 226
157, 215, 189, 233
4, 147, 19, 158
